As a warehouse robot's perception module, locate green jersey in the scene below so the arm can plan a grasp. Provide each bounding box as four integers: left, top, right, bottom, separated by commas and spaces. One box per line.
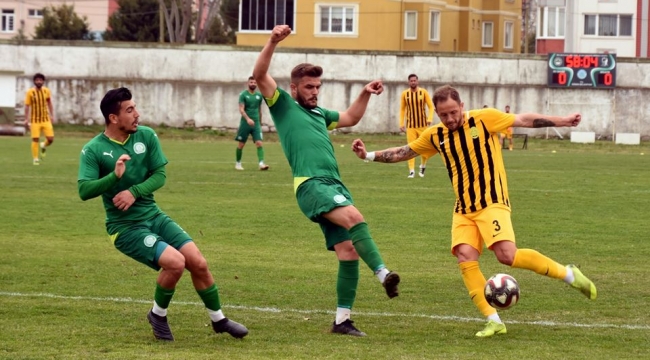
266, 88, 341, 191
78, 126, 168, 234
239, 90, 263, 125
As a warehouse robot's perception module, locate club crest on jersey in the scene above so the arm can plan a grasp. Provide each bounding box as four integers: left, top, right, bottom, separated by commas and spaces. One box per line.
333, 195, 347, 204
470, 126, 479, 139
143, 235, 156, 247
133, 142, 146, 154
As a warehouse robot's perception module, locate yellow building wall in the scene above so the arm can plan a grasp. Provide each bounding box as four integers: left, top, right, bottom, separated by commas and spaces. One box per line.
236, 0, 520, 54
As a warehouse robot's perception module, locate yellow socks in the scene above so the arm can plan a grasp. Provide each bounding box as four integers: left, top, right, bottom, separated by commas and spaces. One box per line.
459, 261, 496, 317
512, 248, 567, 280
31, 141, 39, 159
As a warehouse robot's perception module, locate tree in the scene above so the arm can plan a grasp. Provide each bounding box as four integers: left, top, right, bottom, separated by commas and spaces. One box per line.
205, 15, 232, 44
158, 0, 193, 43
219, 0, 238, 43
34, 5, 92, 40
194, 0, 222, 44
104, 0, 161, 42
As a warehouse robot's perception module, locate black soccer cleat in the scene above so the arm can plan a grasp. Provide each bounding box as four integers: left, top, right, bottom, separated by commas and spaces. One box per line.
383, 271, 400, 299
212, 318, 249, 339
147, 310, 174, 341
331, 319, 367, 337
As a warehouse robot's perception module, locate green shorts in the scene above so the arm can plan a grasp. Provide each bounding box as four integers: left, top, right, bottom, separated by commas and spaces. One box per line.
112, 213, 192, 270
296, 177, 354, 250
235, 124, 263, 143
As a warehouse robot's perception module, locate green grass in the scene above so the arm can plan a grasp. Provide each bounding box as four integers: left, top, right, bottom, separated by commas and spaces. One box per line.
1, 129, 649, 360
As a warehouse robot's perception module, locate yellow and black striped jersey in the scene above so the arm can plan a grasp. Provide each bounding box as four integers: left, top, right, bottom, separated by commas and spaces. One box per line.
25, 87, 52, 123
409, 108, 515, 214
399, 88, 434, 128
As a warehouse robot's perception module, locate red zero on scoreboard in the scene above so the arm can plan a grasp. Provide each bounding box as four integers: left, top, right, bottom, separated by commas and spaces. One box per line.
547, 53, 616, 88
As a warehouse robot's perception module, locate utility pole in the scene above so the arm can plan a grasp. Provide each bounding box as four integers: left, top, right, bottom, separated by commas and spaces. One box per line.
159, 3, 164, 43
523, 0, 528, 54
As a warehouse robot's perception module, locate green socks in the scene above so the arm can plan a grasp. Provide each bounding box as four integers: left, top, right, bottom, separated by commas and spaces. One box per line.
236, 148, 243, 162
257, 147, 265, 162
154, 283, 175, 309
197, 283, 222, 311
349, 222, 386, 272
337, 260, 359, 309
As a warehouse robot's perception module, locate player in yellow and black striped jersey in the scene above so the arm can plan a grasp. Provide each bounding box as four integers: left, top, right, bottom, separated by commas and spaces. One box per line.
24, 73, 56, 165
352, 84, 597, 337
399, 74, 434, 178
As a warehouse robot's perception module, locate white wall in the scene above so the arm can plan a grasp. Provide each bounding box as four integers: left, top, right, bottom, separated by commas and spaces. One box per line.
0, 73, 18, 107
566, 0, 637, 56
2, 42, 650, 137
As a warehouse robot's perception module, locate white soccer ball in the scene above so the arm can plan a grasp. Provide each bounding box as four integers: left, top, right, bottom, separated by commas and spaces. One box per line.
484, 273, 520, 310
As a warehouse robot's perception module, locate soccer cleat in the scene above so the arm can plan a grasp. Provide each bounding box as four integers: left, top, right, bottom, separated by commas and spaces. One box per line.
40, 141, 47, 157
331, 319, 367, 337
33, 159, 40, 166
235, 163, 244, 171
147, 310, 174, 341
567, 264, 597, 300
382, 271, 400, 299
418, 166, 426, 178
259, 164, 269, 171
212, 318, 249, 339
407, 171, 415, 178
475, 320, 507, 338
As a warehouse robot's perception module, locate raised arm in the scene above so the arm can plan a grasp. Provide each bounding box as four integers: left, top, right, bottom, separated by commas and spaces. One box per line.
513, 113, 581, 128
351, 138, 418, 163
252, 25, 292, 99
336, 80, 384, 128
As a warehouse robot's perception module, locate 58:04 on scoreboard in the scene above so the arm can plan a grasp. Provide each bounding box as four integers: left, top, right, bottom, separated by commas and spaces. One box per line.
547, 53, 617, 88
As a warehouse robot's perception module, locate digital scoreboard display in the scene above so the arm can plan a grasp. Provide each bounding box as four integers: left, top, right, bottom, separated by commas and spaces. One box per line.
547, 53, 616, 89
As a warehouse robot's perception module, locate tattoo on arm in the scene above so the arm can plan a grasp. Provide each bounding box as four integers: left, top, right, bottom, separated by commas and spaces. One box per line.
533, 119, 555, 128
376, 146, 417, 163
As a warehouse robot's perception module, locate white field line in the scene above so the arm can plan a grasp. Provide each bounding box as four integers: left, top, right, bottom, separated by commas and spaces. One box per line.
1, 291, 648, 331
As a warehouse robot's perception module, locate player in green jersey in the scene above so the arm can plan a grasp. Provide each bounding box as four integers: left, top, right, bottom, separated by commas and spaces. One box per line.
235, 76, 269, 170
252, 25, 400, 337
77, 87, 248, 342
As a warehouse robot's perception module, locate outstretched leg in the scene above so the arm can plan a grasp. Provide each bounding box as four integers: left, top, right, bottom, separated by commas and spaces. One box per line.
180, 242, 249, 339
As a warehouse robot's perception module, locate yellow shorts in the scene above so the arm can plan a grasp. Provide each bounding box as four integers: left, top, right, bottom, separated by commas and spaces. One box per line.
30, 121, 54, 139
406, 126, 428, 143
450, 203, 515, 256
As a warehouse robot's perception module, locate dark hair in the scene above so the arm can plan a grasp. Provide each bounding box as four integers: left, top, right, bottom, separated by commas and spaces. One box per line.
248, 76, 255, 81
432, 85, 462, 107
33, 73, 45, 81
291, 63, 323, 83
408, 74, 418, 80
100, 87, 132, 125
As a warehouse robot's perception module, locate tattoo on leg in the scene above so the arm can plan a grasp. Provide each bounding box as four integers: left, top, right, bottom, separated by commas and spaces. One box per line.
533, 119, 555, 128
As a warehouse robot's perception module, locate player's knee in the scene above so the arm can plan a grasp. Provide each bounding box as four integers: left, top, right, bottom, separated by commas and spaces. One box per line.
47, 137, 54, 144
163, 254, 186, 274
187, 255, 209, 275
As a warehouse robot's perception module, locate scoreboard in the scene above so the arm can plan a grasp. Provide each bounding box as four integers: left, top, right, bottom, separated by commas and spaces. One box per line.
547, 53, 616, 89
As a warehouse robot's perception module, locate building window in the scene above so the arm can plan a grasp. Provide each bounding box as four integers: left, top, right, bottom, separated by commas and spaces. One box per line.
240, 0, 294, 31
404, 11, 417, 40
538, 6, 565, 38
1, 9, 14, 33
482, 22, 493, 47
584, 14, 633, 37
28, 9, 43, 18
429, 11, 440, 41
504, 21, 514, 49
318, 5, 355, 34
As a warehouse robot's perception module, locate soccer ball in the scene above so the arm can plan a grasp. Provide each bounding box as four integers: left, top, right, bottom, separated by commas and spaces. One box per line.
484, 273, 520, 310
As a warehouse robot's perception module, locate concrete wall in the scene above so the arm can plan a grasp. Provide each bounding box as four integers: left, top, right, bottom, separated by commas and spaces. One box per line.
1, 41, 650, 137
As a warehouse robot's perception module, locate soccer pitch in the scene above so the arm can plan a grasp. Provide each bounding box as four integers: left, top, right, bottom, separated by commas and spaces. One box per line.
1, 130, 649, 359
